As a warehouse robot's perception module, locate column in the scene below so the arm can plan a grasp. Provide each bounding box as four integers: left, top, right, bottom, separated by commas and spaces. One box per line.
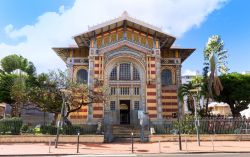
176, 64, 182, 116
87, 48, 96, 123
154, 49, 163, 121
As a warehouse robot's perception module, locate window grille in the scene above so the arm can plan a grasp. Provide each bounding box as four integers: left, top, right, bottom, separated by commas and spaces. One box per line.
120, 87, 130, 95
119, 63, 131, 80
161, 69, 172, 85
76, 69, 88, 84
110, 87, 116, 95
110, 67, 117, 80
110, 101, 116, 111
134, 101, 140, 110
133, 67, 140, 80
134, 87, 140, 95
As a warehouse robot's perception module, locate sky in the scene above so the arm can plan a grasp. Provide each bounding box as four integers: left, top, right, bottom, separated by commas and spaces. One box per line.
0, 0, 249, 75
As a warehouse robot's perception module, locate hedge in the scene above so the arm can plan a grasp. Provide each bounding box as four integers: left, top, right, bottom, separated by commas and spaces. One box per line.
0, 118, 23, 135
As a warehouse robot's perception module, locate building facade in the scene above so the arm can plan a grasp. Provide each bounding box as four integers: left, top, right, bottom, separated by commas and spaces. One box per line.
53, 12, 195, 126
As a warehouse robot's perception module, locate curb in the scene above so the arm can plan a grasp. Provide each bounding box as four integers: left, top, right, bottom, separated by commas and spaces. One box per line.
1, 151, 250, 156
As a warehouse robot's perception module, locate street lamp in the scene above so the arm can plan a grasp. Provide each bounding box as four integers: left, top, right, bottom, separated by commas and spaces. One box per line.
189, 88, 201, 146
172, 112, 182, 151
55, 89, 70, 148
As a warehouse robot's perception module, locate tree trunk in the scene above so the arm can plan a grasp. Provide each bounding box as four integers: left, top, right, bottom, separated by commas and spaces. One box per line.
205, 96, 209, 116
52, 112, 59, 125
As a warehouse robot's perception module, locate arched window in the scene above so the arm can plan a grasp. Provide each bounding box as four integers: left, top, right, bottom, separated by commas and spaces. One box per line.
133, 67, 140, 80
76, 69, 88, 84
109, 63, 140, 81
161, 69, 172, 85
110, 67, 117, 80
119, 63, 131, 80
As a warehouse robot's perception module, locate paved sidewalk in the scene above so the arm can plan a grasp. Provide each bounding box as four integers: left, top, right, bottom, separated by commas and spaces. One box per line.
1, 141, 250, 156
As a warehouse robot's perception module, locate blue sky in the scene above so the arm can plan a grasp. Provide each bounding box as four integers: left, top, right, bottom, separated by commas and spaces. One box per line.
0, 0, 249, 74
178, 0, 250, 74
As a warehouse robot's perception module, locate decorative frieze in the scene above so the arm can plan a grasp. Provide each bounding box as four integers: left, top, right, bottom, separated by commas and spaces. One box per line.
67, 57, 89, 65
161, 58, 181, 65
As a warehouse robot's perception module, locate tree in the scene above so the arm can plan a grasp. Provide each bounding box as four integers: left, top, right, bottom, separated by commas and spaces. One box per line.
38, 70, 109, 125
0, 54, 37, 117
215, 73, 250, 117
201, 66, 210, 115
22, 72, 62, 123
178, 82, 200, 114
0, 73, 16, 104
0, 54, 31, 74
10, 74, 27, 117
174, 114, 196, 134
203, 35, 229, 100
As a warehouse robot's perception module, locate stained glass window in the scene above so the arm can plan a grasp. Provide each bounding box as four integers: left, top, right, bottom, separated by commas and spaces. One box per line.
161, 69, 172, 85
110, 67, 117, 80
76, 69, 88, 84
119, 63, 131, 80
133, 67, 140, 80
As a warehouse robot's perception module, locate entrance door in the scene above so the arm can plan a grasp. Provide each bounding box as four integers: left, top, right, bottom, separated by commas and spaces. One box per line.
120, 100, 130, 124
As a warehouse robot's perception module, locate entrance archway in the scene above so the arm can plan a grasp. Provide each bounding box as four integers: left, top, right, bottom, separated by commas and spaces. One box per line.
104, 55, 146, 125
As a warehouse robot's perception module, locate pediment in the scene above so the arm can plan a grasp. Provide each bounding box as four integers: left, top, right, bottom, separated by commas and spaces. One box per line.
99, 40, 153, 55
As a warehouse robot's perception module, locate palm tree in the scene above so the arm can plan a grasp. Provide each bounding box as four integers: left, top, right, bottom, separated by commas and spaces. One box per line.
203, 35, 229, 99
178, 82, 200, 114
178, 81, 202, 146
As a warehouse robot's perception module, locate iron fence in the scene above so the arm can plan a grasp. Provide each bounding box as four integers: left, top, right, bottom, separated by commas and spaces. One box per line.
153, 117, 250, 135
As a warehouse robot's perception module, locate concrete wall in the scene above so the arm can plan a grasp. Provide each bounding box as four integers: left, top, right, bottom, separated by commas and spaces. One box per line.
0, 135, 104, 143
149, 134, 250, 142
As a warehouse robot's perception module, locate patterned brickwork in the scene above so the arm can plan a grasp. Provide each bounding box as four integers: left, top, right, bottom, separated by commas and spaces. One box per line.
69, 106, 88, 122
161, 87, 178, 118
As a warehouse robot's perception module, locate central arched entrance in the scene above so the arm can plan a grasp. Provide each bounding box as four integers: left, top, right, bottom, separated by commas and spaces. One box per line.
105, 56, 146, 125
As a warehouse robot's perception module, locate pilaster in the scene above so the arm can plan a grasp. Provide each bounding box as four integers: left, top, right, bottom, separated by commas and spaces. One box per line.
176, 64, 182, 116
154, 49, 163, 121
87, 48, 97, 123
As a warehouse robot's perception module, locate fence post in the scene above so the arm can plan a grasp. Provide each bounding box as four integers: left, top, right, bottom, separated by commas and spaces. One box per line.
131, 132, 134, 153
210, 135, 214, 151
77, 131, 80, 153
246, 120, 248, 134
185, 134, 187, 152
158, 140, 161, 153
49, 138, 51, 153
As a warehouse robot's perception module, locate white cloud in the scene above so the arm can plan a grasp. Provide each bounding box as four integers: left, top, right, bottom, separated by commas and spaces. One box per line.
0, 0, 228, 73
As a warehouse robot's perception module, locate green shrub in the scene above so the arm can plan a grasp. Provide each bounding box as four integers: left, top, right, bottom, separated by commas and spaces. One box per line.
0, 118, 23, 135
63, 125, 81, 135
33, 125, 41, 134
62, 124, 97, 135
40, 125, 48, 134
47, 125, 57, 135
21, 124, 29, 133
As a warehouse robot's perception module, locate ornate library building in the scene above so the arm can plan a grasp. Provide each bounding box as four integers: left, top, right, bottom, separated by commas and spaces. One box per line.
53, 12, 194, 126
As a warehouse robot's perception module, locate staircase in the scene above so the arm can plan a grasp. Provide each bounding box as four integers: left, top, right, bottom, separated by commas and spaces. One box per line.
112, 125, 150, 142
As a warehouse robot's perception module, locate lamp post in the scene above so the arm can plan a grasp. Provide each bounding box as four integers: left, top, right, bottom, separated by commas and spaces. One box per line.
172, 112, 182, 151
189, 88, 201, 146
55, 90, 69, 148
